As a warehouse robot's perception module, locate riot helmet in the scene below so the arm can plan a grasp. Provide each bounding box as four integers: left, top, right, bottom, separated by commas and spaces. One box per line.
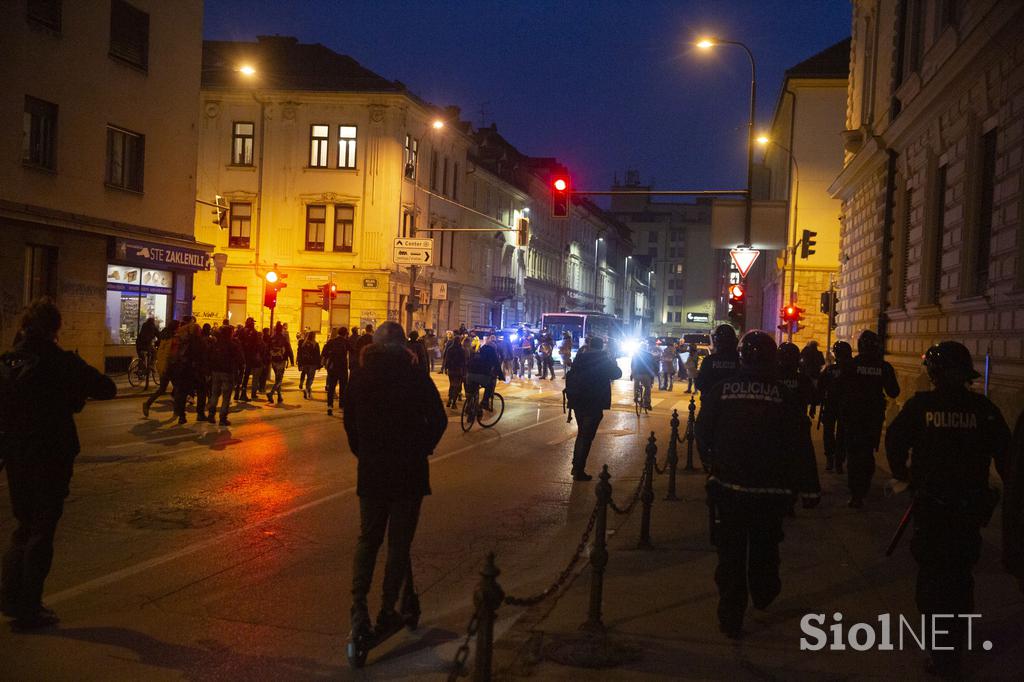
923, 341, 981, 386
739, 330, 777, 369
857, 329, 883, 359
712, 324, 738, 353
832, 340, 853, 363
777, 342, 800, 371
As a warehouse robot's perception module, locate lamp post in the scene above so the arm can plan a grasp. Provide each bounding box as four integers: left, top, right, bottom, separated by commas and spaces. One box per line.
757, 135, 800, 342
594, 236, 603, 312
696, 38, 757, 248
623, 255, 632, 329
403, 117, 446, 332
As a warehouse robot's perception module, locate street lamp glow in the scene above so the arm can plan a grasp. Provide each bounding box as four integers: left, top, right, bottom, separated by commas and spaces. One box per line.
432, 119, 445, 130
696, 38, 716, 49
756, 135, 770, 146
238, 64, 256, 77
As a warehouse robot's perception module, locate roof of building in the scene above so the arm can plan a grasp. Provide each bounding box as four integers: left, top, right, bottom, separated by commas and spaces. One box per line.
202, 36, 404, 93
784, 37, 851, 79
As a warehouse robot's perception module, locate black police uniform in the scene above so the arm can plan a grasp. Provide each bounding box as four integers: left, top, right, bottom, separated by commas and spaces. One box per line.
777, 367, 815, 412
886, 386, 1010, 673
696, 367, 820, 635
694, 350, 739, 399
1006, 412, 1024, 593
817, 360, 849, 471
837, 354, 899, 501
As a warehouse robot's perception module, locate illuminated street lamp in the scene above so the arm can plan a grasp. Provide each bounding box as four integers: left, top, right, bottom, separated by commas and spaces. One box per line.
238, 64, 256, 77
432, 119, 445, 130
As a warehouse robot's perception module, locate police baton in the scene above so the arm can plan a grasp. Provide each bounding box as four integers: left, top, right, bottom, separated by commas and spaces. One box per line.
885, 501, 914, 556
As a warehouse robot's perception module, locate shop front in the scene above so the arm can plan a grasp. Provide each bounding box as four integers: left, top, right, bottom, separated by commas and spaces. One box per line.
104, 238, 211, 367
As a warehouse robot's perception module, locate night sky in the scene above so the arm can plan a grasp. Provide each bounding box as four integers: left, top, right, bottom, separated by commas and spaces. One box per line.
203, 0, 851, 198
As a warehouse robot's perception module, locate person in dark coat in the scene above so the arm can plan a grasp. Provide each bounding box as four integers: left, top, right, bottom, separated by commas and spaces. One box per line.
297, 331, 321, 399
343, 322, 447, 637
442, 332, 468, 409
321, 327, 350, 416
237, 318, 261, 401
695, 324, 740, 400
407, 330, 430, 375
885, 341, 1010, 677
817, 340, 853, 473
564, 336, 622, 481
207, 324, 243, 425
351, 324, 374, 372
695, 330, 820, 639
1, 299, 116, 629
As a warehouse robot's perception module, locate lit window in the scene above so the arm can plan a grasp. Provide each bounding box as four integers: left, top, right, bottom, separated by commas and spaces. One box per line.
310, 125, 329, 167
106, 125, 144, 192
231, 122, 254, 165
404, 135, 418, 179
338, 125, 357, 169
229, 202, 251, 248
306, 205, 326, 251
334, 204, 354, 252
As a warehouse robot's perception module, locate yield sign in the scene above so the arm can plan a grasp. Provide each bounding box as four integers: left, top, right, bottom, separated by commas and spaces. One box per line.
730, 248, 760, 279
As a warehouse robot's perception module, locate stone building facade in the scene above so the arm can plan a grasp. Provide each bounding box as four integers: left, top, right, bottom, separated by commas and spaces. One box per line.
829, 0, 1024, 419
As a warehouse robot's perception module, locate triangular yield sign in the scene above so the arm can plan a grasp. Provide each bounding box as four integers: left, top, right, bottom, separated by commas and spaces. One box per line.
730, 248, 760, 279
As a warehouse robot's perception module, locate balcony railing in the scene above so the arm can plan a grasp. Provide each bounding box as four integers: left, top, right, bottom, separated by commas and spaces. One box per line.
492, 275, 515, 301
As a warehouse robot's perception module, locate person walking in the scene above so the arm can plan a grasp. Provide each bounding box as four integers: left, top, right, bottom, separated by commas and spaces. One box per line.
799, 340, 826, 417
776, 342, 815, 410
442, 332, 468, 409
297, 331, 321, 400
170, 321, 203, 425
518, 331, 535, 379
557, 331, 573, 377
423, 329, 439, 373
407, 330, 430, 375
350, 324, 374, 372
659, 343, 676, 391
237, 318, 261, 401
885, 341, 1010, 677
322, 327, 350, 416
207, 324, 243, 425
817, 340, 853, 473
683, 344, 699, 393
837, 330, 900, 508
695, 330, 820, 639
343, 322, 447, 641
266, 322, 294, 404
695, 324, 740, 400
563, 336, 622, 481
142, 319, 179, 417
438, 330, 454, 375
136, 317, 159, 390
0, 299, 116, 629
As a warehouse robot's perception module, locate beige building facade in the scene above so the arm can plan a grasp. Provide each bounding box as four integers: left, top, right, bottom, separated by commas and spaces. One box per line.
830, 0, 1024, 419
0, 0, 207, 370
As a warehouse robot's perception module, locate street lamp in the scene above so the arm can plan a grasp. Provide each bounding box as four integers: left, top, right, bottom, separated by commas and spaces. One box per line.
594, 237, 603, 311
694, 36, 758, 248
623, 255, 632, 327
756, 135, 801, 342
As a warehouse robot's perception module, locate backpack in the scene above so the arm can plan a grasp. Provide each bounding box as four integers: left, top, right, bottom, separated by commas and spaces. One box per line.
0, 349, 41, 433
269, 338, 286, 362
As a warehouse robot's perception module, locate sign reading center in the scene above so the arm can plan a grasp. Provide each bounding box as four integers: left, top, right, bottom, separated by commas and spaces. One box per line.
394, 238, 434, 265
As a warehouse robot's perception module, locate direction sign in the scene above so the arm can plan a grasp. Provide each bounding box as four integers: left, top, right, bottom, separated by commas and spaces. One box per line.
394, 237, 434, 265
394, 238, 433, 249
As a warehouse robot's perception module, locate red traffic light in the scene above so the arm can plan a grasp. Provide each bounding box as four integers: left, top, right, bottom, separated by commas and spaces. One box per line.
553, 177, 567, 192
729, 283, 745, 300
265, 270, 279, 283
551, 174, 570, 218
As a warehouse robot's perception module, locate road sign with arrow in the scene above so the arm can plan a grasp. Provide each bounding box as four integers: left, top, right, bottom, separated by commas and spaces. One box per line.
393, 238, 434, 265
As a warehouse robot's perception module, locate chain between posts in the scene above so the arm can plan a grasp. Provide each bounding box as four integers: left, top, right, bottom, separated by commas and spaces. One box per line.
447, 610, 480, 681
608, 465, 646, 515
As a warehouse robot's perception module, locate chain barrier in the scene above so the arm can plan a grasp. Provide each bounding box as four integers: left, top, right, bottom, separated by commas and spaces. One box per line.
608, 465, 646, 515
503, 503, 599, 606
447, 609, 480, 681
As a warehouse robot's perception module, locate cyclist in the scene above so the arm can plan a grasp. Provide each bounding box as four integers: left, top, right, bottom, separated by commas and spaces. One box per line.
467, 335, 505, 411
630, 341, 657, 410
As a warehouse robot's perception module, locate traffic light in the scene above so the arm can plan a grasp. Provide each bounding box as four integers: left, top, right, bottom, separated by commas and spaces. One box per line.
320, 282, 338, 311
727, 283, 746, 324
551, 175, 569, 218
263, 270, 287, 310
799, 229, 818, 259
781, 304, 805, 325
517, 217, 531, 247
212, 194, 229, 229
820, 290, 838, 329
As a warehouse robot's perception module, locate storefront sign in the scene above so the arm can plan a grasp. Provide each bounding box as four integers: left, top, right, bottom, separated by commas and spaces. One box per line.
686, 312, 710, 323
363, 278, 379, 289
114, 239, 210, 271
305, 274, 329, 282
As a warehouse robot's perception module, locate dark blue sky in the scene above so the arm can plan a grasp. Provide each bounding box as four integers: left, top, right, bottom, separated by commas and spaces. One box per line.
203, 0, 851, 195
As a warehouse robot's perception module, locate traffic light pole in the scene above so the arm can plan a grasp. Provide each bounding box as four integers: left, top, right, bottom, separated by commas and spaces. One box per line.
825, 274, 835, 362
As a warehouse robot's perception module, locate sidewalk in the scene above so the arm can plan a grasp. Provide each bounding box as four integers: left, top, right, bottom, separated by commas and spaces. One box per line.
490, 421, 1024, 680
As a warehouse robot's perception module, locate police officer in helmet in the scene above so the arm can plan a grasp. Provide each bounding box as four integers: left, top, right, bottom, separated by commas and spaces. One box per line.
776, 342, 815, 411
836, 330, 900, 508
696, 330, 820, 639
694, 324, 740, 400
817, 340, 853, 473
886, 341, 1010, 678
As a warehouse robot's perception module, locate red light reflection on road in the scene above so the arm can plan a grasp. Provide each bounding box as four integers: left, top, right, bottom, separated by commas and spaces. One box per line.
216, 421, 302, 525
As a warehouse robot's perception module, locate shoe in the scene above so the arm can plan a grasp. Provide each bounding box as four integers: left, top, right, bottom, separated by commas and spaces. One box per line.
847, 497, 863, 509
219, 419, 230, 426
572, 471, 593, 482
350, 603, 372, 639
277, 397, 282, 405
177, 416, 187, 425
327, 408, 333, 416
11, 606, 60, 631
207, 414, 216, 423
267, 395, 274, 404
142, 402, 150, 418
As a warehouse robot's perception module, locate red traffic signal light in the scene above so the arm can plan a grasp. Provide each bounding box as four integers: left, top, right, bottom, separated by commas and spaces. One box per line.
551, 175, 569, 218
781, 304, 805, 324
264, 286, 278, 310
264, 269, 287, 310
320, 282, 339, 311
728, 283, 745, 301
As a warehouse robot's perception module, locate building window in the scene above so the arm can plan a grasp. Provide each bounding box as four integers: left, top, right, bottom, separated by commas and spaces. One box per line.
673, 263, 683, 274
306, 205, 326, 251
442, 157, 449, 196
226, 286, 247, 325
430, 151, 439, 191
231, 122, 254, 166
309, 124, 329, 167
972, 128, 997, 294
334, 204, 354, 252
23, 96, 58, 170
648, 232, 657, 243
401, 211, 414, 239
926, 164, 948, 304
109, 0, 149, 71
27, 0, 61, 32
337, 125, 357, 169
452, 162, 459, 201
899, 187, 913, 307
229, 202, 251, 248
404, 135, 418, 179
106, 125, 144, 192
24, 245, 57, 304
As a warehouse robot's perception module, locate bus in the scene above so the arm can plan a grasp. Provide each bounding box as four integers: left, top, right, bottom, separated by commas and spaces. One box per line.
540, 311, 629, 357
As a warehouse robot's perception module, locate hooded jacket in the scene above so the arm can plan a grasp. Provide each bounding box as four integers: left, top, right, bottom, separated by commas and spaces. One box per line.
565, 349, 622, 412
343, 343, 447, 499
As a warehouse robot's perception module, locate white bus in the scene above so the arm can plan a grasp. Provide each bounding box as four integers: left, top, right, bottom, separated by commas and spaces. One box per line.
540, 311, 628, 357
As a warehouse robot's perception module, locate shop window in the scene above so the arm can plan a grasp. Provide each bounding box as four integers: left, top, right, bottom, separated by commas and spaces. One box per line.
109, 0, 149, 71
306, 205, 326, 251
24, 245, 57, 304
104, 265, 171, 345
229, 201, 251, 248
23, 96, 58, 170
334, 204, 354, 252
226, 286, 247, 324
106, 125, 144, 192
337, 125, 357, 169
310, 124, 329, 167
231, 122, 254, 166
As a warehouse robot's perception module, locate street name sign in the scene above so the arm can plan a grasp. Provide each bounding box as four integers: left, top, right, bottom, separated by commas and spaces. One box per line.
394, 238, 434, 265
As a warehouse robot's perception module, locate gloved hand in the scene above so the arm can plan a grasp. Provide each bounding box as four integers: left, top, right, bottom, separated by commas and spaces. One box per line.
801, 495, 821, 509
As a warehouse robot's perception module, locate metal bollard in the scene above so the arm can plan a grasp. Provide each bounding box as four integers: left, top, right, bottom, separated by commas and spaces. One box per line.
582, 465, 611, 632
683, 395, 697, 471
665, 409, 680, 501
474, 552, 505, 682
638, 432, 656, 549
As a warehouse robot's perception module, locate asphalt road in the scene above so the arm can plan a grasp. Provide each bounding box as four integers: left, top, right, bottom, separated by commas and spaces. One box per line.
0, 362, 680, 680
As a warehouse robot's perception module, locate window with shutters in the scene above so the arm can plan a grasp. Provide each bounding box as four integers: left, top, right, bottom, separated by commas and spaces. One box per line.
109, 0, 149, 71
306, 205, 326, 251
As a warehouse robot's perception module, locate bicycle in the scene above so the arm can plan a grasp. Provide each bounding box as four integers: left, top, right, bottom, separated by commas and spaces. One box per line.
460, 383, 505, 432
127, 351, 158, 388
634, 378, 651, 417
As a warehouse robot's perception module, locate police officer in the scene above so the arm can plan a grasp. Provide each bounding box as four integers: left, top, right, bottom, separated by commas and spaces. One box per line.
776, 342, 815, 410
817, 340, 853, 473
694, 324, 740, 400
695, 331, 820, 639
836, 330, 900, 508
885, 341, 1010, 677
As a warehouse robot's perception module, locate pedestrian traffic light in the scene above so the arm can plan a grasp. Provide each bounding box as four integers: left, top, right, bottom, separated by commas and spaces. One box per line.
727, 283, 746, 324
517, 217, 531, 247
551, 175, 569, 218
320, 282, 338, 311
799, 229, 818, 259
212, 194, 229, 229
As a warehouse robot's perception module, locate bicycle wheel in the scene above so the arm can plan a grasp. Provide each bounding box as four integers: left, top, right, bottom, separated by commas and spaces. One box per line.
460, 395, 477, 432
477, 393, 504, 428
634, 385, 642, 416
127, 358, 142, 387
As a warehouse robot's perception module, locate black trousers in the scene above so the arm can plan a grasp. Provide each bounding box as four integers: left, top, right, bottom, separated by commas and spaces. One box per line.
326, 370, 348, 409
845, 441, 875, 499
351, 496, 422, 613
172, 375, 194, 420
143, 373, 172, 409
446, 370, 465, 405
821, 412, 838, 466
572, 409, 604, 474
712, 492, 785, 630
912, 512, 981, 673
1, 453, 72, 616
